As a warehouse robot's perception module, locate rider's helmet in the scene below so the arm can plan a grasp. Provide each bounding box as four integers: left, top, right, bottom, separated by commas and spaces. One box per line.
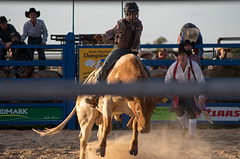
124, 2, 139, 24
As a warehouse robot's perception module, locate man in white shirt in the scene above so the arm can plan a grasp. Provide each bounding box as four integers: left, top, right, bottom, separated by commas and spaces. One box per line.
165, 45, 205, 137
21, 8, 48, 70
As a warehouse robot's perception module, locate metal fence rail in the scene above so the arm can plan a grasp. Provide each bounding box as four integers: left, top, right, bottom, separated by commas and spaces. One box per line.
1, 39, 240, 128
0, 33, 76, 129
0, 79, 239, 98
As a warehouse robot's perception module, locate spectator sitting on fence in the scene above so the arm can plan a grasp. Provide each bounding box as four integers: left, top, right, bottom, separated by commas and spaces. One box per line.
151, 48, 169, 70
5, 32, 34, 78
0, 16, 17, 61
21, 7, 48, 70
178, 23, 204, 59
137, 50, 153, 71
213, 48, 231, 60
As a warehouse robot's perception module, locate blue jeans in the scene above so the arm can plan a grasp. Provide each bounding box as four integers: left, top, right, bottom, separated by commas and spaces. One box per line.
28, 37, 46, 70
96, 47, 150, 83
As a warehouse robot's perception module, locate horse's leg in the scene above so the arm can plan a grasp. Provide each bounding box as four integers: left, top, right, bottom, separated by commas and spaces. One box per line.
76, 97, 99, 159
96, 95, 113, 157
129, 118, 139, 156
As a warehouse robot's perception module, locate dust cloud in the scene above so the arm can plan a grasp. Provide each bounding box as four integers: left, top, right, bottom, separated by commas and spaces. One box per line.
1, 127, 240, 159
87, 127, 238, 159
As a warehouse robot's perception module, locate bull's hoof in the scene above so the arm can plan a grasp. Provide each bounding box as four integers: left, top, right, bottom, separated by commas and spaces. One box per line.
96, 146, 106, 157
129, 147, 138, 156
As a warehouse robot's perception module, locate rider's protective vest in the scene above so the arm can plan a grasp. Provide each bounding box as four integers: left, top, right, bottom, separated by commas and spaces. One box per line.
114, 18, 143, 50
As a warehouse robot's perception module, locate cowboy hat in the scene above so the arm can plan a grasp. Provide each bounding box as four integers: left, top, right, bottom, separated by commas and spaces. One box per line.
25, 8, 40, 18
181, 39, 195, 47
175, 45, 192, 57
182, 28, 199, 43
0, 16, 10, 24
138, 50, 153, 58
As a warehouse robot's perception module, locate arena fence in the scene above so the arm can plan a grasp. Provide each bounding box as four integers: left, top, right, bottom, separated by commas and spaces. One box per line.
77, 42, 240, 128
0, 33, 240, 129
0, 32, 76, 129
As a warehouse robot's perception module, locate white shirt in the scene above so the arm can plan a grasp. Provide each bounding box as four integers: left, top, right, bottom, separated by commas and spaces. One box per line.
165, 59, 205, 98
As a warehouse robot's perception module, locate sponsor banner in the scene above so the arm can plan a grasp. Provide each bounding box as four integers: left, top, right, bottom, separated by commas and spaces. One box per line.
152, 106, 240, 122
151, 106, 176, 121
79, 48, 112, 82
198, 107, 240, 122
0, 107, 63, 122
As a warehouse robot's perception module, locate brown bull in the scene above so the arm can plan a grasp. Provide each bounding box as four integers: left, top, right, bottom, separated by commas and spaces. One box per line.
33, 54, 158, 159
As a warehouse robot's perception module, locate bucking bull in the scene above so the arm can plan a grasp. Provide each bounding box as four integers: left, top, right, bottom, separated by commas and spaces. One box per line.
33, 54, 158, 159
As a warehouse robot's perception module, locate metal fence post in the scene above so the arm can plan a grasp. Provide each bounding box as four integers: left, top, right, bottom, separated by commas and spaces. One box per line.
66, 32, 76, 130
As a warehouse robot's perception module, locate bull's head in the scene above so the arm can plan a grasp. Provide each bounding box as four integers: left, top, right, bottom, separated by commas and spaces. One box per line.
127, 96, 157, 134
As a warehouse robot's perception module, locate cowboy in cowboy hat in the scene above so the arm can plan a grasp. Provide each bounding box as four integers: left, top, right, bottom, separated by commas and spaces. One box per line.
137, 50, 153, 71
138, 50, 153, 59
0, 16, 17, 60
165, 45, 206, 137
0, 16, 17, 43
21, 7, 48, 70
25, 8, 40, 18
179, 40, 202, 69
0, 16, 10, 24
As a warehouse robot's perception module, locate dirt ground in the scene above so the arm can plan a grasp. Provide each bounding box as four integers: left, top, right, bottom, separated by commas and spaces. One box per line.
0, 126, 240, 159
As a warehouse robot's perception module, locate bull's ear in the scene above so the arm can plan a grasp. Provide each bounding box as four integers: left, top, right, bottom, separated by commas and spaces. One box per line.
123, 96, 134, 101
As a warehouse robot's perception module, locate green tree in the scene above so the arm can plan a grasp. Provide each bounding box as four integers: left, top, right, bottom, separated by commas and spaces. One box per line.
151, 36, 174, 58
153, 37, 167, 44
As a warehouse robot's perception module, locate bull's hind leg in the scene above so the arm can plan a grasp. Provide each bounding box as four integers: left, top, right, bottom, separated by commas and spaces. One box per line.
96, 95, 113, 157
79, 120, 96, 159
76, 97, 99, 159
129, 118, 139, 156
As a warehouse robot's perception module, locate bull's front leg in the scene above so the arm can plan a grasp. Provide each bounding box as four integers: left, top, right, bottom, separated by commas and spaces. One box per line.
129, 118, 138, 156
96, 95, 113, 157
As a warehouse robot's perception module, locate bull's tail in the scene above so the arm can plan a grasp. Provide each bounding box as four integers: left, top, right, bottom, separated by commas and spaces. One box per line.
33, 106, 76, 136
